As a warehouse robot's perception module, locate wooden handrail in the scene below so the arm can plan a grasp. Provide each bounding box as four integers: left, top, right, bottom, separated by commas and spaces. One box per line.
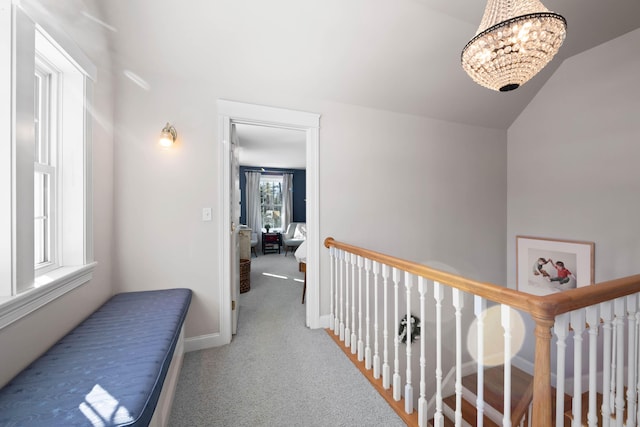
325, 237, 640, 427
324, 237, 640, 320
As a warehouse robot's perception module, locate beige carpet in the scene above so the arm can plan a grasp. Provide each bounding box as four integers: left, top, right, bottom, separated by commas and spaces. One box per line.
168, 252, 405, 426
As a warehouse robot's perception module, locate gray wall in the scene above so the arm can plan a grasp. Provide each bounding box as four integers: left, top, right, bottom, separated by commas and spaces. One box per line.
111, 80, 509, 337
507, 28, 640, 288
508, 28, 640, 368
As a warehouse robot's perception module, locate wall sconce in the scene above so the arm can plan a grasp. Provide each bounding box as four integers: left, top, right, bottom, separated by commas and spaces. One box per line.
159, 123, 177, 148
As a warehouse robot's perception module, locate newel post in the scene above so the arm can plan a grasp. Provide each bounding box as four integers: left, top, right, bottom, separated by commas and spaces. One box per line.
531, 316, 554, 427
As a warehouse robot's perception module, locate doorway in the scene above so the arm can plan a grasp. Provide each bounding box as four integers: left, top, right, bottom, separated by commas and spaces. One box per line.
217, 100, 321, 344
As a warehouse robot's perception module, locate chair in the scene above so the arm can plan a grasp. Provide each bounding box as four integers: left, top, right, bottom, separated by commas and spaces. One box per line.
250, 232, 258, 257
282, 222, 306, 256
299, 262, 306, 304
295, 241, 307, 304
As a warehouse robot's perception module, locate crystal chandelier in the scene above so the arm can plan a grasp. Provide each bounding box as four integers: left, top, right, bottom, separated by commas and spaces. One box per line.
461, 0, 567, 92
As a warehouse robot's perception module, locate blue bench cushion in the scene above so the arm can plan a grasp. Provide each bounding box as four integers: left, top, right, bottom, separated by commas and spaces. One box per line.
0, 288, 192, 427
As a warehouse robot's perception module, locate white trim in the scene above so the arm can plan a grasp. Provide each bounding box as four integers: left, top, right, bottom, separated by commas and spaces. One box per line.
0, 262, 96, 329
319, 313, 332, 329
218, 115, 232, 345
149, 327, 184, 427
217, 100, 321, 343
217, 100, 319, 129
16, 2, 97, 81
0, 1, 12, 296
442, 404, 474, 427
512, 354, 534, 376
305, 126, 321, 328
460, 379, 503, 425
427, 361, 477, 418
183, 332, 226, 353
12, 4, 36, 295
1, 3, 95, 305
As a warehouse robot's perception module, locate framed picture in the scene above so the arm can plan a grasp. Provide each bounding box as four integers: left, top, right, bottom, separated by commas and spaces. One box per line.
516, 236, 594, 296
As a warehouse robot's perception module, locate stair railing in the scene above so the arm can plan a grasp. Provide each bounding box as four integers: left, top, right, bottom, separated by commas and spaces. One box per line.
324, 237, 640, 427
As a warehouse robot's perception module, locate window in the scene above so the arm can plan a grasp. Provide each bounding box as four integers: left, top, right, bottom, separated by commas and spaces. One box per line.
34, 59, 58, 273
260, 175, 283, 230
0, 4, 96, 328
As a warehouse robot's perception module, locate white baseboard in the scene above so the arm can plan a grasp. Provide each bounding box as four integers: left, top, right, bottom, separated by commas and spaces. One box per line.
319, 314, 331, 329
183, 333, 227, 353
513, 355, 534, 376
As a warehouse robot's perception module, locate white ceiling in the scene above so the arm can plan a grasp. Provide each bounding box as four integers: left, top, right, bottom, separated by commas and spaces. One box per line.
235, 124, 306, 169
95, 0, 640, 167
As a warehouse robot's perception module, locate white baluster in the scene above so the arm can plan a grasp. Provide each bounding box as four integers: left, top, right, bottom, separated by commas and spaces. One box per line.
571, 309, 585, 427
404, 272, 414, 414
344, 252, 351, 347
357, 256, 364, 360
586, 305, 600, 427
611, 315, 617, 422
554, 313, 570, 427
453, 289, 464, 427
636, 306, 640, 427
382, 264, 391, 390
365, 258, 372, 370
392, 268, 402, 401
615, 297, 626, 427
333, 248, 340, 335
351, 253, 357, 354
502, 304, 512, 427
433, 281, 444, 427
373, 261, 381, 379
329, 247, 335, 332
600, 300, 613, 427
475, 296, 486, 427
418, 276, 427, 427
339, 250, 345, 340
628, 295, 638, 427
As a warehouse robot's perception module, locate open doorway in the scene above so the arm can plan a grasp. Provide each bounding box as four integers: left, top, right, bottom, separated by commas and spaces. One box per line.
235, 122, 306, 239
235, 124, 306, 329
217, 100, 320, 344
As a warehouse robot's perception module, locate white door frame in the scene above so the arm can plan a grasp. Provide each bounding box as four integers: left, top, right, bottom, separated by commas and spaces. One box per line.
217, 99, 321, 344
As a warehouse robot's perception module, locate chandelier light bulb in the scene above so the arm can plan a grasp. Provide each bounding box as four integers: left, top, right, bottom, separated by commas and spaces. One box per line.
461, 0, 566, 92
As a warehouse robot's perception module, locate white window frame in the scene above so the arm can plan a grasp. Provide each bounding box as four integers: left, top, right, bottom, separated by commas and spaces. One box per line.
0, 2, 97, 329
34, 59, 59, 274
260, 175, 284, 230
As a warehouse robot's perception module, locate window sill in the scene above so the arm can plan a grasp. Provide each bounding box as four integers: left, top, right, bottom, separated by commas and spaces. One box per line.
0, 262, 97, 330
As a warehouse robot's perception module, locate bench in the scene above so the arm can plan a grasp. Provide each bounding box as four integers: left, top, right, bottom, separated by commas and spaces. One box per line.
0, 288, 192, 427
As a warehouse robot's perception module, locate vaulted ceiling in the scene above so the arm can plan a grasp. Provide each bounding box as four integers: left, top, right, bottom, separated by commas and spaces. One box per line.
95, 0, 640, 165
100, 0, 640, 129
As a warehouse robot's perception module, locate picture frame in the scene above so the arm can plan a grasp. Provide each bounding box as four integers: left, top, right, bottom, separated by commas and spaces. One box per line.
516, 236, 595, 296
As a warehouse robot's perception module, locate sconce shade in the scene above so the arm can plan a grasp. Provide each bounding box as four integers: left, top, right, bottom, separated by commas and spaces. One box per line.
461, 0, 566, 92
159, 123, 177, 148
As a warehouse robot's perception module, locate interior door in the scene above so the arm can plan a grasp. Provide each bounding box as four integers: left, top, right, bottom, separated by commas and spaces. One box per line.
230, 125, 241, 334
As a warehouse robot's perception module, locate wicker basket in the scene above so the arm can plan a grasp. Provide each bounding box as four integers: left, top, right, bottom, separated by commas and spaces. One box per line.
240, 259, 251, 293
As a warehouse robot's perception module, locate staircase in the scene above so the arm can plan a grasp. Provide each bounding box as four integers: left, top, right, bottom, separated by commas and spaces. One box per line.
328, 324, 608, 427
431, 366, 534, 427
325, 238, 640, 427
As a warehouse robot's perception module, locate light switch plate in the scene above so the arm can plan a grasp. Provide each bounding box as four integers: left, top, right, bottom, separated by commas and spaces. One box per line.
202, 207, 212, 221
